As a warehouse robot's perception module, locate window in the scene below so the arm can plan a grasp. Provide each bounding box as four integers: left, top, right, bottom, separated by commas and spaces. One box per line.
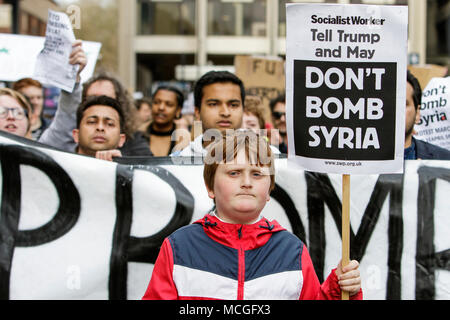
208, 0, 266, 36
137, 0, 196, 35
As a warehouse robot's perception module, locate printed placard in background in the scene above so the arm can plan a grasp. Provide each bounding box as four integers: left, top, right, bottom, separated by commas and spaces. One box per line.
415, 77, 450, 151
286, 3, 408, 174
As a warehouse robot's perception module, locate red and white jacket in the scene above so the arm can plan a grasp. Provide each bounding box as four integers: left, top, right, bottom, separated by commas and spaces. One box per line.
142, 214, 362, 300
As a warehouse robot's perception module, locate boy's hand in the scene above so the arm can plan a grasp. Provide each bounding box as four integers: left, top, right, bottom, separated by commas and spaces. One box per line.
95, 149, 122, 162
335, 260, 361, 296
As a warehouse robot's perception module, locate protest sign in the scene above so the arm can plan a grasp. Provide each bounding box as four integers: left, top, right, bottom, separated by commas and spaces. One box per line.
0, 131, 449, 300
33, 10, 80, 92
234, 55, 285, 124
408, 64, 448, 90
0, 33, 101, 85
415, 77, 450, 151
286, 3, 408, 175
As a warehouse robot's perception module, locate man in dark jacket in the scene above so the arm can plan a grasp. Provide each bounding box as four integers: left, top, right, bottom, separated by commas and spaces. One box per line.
404, 71, 450, 160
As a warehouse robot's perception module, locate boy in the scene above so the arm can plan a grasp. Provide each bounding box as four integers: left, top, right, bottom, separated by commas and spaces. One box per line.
143, 130, 362, 300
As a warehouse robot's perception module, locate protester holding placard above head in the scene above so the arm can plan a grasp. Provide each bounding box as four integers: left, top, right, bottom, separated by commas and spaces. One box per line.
404, 71, 450, 160
72, 95, 126, 162
0, 88, 32, 138
174, 70, 245, 157
270, 93, 288, 154
143, 129, 362, 300
12, 78, 50, 140
140, 85, 189, 156
38, 40, 87, 148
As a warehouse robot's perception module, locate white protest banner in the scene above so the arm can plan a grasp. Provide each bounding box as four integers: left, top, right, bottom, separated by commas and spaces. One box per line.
286, 4, 408, 175
0, 33, 101, 85
0, 132, 449, 300
415, 77, 450, 151
33, 9, 79, 91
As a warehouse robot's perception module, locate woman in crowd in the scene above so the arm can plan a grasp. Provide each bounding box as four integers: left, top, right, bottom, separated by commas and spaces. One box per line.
0, 88, 32, 138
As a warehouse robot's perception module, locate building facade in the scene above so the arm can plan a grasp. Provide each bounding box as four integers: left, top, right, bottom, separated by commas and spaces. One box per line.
0, 0, 60, 35
118, 0, 448, 95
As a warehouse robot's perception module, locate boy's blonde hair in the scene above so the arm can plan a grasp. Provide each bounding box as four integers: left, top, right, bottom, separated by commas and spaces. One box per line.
203, 129, 275, 193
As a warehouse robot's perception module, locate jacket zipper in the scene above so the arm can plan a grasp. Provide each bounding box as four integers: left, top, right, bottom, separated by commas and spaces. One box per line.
237, 225, 245, 300
237, 245, 245, 300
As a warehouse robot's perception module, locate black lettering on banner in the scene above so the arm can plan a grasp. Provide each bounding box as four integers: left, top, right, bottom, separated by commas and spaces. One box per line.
0, 145, 80, 300
416, 166, 450, 300
271, 183, 306, 243
109, 165, 194, 300
304, 171, 404, 299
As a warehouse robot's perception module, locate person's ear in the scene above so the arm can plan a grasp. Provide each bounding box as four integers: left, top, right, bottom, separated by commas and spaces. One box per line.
194, 107, 200, 120
118, 133, 126, 148
415, 107, 421, 124
72, 129, 79, 144
206, 184, 215, 200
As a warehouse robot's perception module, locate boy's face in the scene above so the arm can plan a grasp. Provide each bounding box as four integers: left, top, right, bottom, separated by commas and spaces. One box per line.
195, 82, 243, 134
72, 105, 125, 156
207, 148, 271, 224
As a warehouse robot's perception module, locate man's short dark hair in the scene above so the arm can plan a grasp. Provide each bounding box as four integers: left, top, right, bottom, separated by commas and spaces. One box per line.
407, 70, 422, 110
152, 85, 185, 109
76, 95, 125, 132
194, 71, 245, 110
269, 93, 285, 112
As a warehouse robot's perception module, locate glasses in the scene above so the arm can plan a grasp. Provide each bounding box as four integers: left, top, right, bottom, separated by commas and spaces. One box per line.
272, 111, 286, 120
0, 106, 28, 120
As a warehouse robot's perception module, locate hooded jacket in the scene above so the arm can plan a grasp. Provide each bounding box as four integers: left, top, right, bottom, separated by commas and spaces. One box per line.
142, 214, 362, 300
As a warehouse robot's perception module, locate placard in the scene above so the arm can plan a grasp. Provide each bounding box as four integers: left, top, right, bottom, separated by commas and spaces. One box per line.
0, 33, 101, 85
415, 77, 450, 151
286, 3, 408, 174
235, 55, 285, 125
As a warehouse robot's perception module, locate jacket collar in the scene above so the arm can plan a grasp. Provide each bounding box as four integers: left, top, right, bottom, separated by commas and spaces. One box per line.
194, 213, 285, 250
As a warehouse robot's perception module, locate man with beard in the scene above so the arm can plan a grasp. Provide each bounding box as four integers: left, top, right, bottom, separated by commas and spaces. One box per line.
404, 71, 450, 160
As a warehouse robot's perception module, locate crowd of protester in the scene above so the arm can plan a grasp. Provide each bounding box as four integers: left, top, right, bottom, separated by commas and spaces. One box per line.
1, 40, 450, 162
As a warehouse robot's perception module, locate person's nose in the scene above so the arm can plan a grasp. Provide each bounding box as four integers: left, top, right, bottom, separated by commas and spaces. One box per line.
219, 104, 231, 117
96, 122, 105, 131
6, 109, 16, 120
241, 172, 252, 188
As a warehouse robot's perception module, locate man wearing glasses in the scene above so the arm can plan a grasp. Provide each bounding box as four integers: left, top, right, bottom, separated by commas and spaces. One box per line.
270, 94, 288, 154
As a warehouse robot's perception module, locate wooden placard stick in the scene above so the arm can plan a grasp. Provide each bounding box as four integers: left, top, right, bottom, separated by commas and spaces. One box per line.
341, 174, 351, 300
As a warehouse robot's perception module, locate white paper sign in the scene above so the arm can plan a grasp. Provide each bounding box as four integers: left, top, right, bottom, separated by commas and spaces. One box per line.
33, 10, 79, 92
0, 33, 101, 85
415, 77, 450, 151
286, 4, 408, 175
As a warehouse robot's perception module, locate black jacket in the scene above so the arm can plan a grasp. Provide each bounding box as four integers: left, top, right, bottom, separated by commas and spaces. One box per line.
414, 137, 450, 160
